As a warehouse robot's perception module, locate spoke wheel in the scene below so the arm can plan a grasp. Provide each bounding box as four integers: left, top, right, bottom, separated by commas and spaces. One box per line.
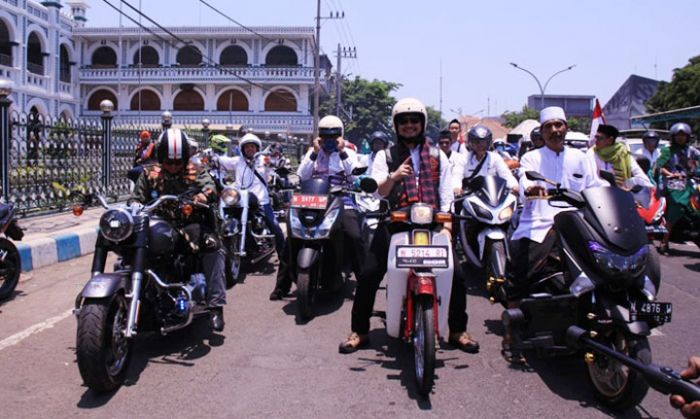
413, 295, 435, 396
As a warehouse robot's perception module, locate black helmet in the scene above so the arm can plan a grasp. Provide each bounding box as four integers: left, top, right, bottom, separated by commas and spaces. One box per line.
157, 128, 190, 164
467, 125, 493, 147
370, 131, 389, 147
642, 130, 660, 145
530, 127, 543, 142
670, 122, 692, 142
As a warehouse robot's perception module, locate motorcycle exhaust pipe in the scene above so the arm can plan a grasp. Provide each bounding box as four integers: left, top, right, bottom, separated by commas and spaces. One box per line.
146, 270, 195, 335
567, 325, 700, 402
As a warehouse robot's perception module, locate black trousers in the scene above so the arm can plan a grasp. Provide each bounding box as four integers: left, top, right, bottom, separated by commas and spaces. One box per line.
274, 208, 364, 291
508, 230, 560, 297
351, 225, 468, 335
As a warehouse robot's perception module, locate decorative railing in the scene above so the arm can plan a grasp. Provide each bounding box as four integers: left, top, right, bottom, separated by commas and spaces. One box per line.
79, 65, 315, 83
0, 53, 12, 67
27, 62, 44, 75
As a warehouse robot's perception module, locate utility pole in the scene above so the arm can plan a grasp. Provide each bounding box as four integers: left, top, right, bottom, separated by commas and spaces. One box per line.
439, 58, 443, 122
335, 44, 357, 116
312, 2, 344, 138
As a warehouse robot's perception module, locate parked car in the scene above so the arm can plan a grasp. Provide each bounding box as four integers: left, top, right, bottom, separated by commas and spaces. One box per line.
565, 131, 590, 150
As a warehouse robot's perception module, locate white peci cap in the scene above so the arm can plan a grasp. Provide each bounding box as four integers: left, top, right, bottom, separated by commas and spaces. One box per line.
539, 106, 567, 125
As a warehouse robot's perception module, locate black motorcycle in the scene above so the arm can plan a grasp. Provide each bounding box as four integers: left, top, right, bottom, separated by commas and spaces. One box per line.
74, 193, 215, 392
269, 166, 294, 220
0, 203, 23, 301
501, 171, 666, 411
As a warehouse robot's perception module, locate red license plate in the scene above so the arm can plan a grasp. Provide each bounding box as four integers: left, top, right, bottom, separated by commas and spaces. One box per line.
291, 194, 328, 210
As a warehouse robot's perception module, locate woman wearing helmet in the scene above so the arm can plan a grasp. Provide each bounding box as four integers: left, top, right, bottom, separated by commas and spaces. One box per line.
131, 127, 227, 331
218, 133, 285, 256
270, 115, 364, 300
656, 122, 700, 253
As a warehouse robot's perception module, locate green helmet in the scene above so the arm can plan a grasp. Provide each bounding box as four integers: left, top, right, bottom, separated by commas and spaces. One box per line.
210, 134, 231, 155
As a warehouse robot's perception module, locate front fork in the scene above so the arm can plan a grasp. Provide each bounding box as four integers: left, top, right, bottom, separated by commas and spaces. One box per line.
403, 270, 439, 341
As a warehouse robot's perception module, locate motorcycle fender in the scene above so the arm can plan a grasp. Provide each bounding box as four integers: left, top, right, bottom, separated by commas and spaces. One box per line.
80, 273, 128, 299
478, 227, 506, 260
599, 295, 651, 336
296, 247, 319, 270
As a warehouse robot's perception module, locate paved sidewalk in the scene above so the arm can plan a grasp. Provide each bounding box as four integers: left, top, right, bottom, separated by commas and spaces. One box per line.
16, 208, 103, 272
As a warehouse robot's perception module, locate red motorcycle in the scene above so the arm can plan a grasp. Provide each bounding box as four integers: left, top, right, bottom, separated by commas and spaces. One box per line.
635, 187, 667, 244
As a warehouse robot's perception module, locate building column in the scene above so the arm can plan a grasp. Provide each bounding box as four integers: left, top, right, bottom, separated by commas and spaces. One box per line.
251, 85, 263, 112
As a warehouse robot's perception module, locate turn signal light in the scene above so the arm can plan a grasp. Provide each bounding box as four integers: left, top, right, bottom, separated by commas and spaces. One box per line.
72, 205, 84, 217
182, 203, 194, 217
434, 212, 452, 223
390, 211, 408, 222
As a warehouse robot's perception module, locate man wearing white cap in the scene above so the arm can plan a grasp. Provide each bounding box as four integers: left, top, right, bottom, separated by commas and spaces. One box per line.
503, 106, 601, 362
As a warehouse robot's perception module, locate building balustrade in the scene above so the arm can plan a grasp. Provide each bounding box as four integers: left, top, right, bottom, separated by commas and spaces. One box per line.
79, 65, 316, 83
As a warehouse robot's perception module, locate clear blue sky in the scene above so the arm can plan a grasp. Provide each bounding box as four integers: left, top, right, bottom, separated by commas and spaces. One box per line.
84, 0, 700, 118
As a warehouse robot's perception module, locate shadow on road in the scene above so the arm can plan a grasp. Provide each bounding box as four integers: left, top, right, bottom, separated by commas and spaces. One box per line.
280, 277, 355, 325
76, 317, 224, 409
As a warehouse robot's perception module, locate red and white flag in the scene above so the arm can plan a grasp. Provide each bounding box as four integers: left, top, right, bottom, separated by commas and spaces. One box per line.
588, 98, 606, 146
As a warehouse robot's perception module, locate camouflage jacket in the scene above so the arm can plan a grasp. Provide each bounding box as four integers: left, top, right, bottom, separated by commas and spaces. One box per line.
131, 163, 217, 205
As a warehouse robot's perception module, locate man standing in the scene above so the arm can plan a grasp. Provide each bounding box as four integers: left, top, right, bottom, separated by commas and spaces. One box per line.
437, 129, 466, 192
448, 118, 468, 154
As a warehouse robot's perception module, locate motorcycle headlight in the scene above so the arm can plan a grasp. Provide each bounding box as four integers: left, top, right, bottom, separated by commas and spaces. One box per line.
220, 187, 240, 207
316, 207, 340, 238
99, 209, 134, 242
410, 204, 433, 225
471, 201, 493, 220
588, 241, 648, 278
498, 204, 514, 221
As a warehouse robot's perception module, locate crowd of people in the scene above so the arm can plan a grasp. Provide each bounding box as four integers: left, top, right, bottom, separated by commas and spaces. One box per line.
129, 100, 699, 417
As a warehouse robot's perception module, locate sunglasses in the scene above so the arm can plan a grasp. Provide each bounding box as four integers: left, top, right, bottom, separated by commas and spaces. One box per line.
397, 116, 421, 125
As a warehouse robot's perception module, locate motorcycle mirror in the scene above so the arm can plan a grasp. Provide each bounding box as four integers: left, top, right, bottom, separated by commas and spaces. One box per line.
276, 167, 290, 177
525, 171, 545, 182
599, 170, 616, 186
352, 166, 368, 176
359, 177, 378, 193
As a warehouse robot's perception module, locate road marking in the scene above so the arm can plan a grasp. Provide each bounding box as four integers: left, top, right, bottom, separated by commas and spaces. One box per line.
0, 309, 73, 352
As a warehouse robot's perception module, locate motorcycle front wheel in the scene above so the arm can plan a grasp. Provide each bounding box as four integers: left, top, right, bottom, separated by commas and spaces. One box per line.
296, 269, 317, 320
76, 295, 132, 392
586, 331, 651, 411
0, 238, 21, 300
413, 295, 435, 396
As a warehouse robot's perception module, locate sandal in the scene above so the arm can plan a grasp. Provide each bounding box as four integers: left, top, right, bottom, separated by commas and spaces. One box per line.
501, 328, 525, 364
338, 332, 369, 354
449, 331, 480, 353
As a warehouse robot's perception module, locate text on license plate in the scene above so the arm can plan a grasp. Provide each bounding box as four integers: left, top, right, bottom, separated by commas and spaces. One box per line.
291, 194, 328, 210
396, 245, 448, 268
630, 302, 672, 324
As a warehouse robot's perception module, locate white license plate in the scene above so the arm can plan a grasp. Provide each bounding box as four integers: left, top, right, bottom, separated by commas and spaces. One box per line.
630, 301, 673, 324
396, 245, 448, 268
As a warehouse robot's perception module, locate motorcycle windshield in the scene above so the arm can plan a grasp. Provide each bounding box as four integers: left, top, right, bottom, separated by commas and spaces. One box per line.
472, 176, 508, 207
582, 187, 647, 252
300, 178, 331, 196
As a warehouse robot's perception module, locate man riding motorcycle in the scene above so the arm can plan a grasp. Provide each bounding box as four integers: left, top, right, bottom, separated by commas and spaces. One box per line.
458, 126, 518, 194
362, 130, 391, 176
217, 133, 285, 255
504, 106, 602, 361
269, 115, 363, 300
339, 97, 479, 354
636, 130, 662, 169
587, 124, 653, 189
131, 128, 226, 331
656, 122, 700, 253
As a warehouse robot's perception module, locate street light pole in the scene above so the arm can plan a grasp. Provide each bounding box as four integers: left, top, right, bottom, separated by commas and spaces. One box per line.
509, 63, 576, 109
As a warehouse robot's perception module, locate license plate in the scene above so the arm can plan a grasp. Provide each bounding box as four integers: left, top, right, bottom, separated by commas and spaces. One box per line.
291, 194, 328, 210
396, 245, 448, 268
645, 226, 667, 234
630, 301, 672, 324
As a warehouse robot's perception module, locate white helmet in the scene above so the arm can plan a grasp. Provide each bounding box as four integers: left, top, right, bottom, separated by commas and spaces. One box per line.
392, 97, 427, 134
240, 133, 262, 151
318, 115, 344, 138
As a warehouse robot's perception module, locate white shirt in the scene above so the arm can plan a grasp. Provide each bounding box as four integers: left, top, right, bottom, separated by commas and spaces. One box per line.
360, 152, 377, 176
297, 148, 359, 182
634, 147, 661, 168
218, 155, 271, 205
462, 151, 518, 190
451, 140, 468, 155
446, 151, 467, 190
586, 148, 653, 188
512, 146, 604, 243
372, 147, 454, 212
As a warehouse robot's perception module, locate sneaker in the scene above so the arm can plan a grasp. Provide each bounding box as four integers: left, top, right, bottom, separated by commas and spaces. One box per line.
338, 332, 369, 354
269, 288, 288, 301
209, 307, 225, 332
449, 331, 480, 353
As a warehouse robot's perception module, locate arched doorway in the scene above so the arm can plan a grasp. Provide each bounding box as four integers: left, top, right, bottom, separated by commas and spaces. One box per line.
265, 46, 297, 66
264, 90, 297, 112
176, 46, 202, 67
173, 89, 204, 111
0, 20, 12, 67
59, 45, 71, 82
220, 45, 247, 66
27, 32, 43, 75
133, 46, 159, 67
130, 89, 161, 111
217, 89, 249, 111
87, 89, 118, 111
91, 46, 117, 68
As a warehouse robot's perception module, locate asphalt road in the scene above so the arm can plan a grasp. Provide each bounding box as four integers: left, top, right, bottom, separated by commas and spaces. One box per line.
0, 244, 698, 419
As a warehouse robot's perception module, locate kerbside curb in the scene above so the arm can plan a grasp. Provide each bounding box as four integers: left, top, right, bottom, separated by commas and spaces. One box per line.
16, 226, 99, 272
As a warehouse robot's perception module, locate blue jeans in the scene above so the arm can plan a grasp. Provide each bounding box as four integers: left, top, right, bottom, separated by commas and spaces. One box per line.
262, 203, 285, 254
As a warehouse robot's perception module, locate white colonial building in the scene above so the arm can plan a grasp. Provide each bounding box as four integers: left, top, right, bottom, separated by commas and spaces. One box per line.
0, 0, 329, 136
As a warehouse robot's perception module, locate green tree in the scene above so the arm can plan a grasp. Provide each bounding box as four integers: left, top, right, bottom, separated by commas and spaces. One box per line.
320, 76, 400, 142
646, 55, 700, 113
567, 117, 592, 133
501, 106, 540, 128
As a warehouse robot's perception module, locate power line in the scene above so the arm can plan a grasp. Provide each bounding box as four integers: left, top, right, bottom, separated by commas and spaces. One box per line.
198, 0, 274, 42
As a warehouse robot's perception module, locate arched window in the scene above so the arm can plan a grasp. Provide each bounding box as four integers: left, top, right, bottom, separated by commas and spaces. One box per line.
173, 89, 204, 111
130, 90, 161, 111
59, 45, 71, 82
265, 45, 297, 66
176, 46, 202, 67
0, 20, 12, 67
133, 46, 159, 67
217, 90, 249, 111
91, 46, 117, 68
27, 32, 43, 75
264, 90, 297, 112
220, 45, 247, 66
87, 89, 118, 111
